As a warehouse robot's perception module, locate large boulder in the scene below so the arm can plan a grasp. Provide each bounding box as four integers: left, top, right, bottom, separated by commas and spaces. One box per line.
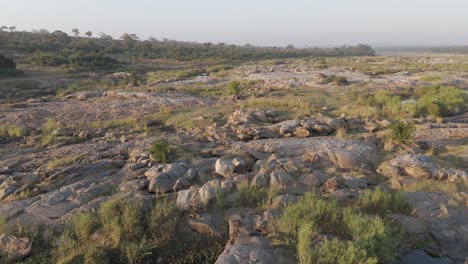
327, 150, 366, 169
382, 154, 467, 181
176, 188, 200, 211
148, 173, 175, 194
215, 156, 253, 177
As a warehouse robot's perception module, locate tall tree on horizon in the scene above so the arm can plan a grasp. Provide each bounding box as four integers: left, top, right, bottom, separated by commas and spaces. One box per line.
8, 26, 16, 32
72, 28, 80, 36
85, 31, 92, 38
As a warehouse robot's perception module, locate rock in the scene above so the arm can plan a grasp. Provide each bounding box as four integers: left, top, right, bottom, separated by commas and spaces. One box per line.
391, 214, 429, 238
176, 188, 200, 211
405, 192, 468, 259
0, 234, 32, 261
162, 163, 188, 180
216, 213, 296, 264
251, 173, 267, 188
119, 135, 129, 143
326, 118, 346, 130
327, 150, 365, 169
299, 172, 324, 187
173, 177, 192, 191
399, 249, 453, 264
51, 128, 67, 136
215, 159, 235, 177
78, 131, 89, 138
364, 119, 380, 132
383, 154, 466, 181
322, 177, 341, 193
148, 173, 175, 194
275, 120, 301, 136
215, 157, 251, 177
270, 172, 295, 191
187, 213, 224, 239
272, 194, 298, 208
119, 179, 149, 192
310, 124, 332, 135
198, 181, 220, 206
294, 127, 310, 138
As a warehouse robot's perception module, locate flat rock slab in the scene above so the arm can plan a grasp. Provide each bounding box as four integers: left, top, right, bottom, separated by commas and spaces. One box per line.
406, 192, 468, 260
399, 250, 453, 264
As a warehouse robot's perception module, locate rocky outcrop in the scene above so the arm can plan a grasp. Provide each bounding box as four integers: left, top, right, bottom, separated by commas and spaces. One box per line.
0, 234, 32, 261
382, 154, 467, 181
405, 192, 468, 260
215, 213, 296, 264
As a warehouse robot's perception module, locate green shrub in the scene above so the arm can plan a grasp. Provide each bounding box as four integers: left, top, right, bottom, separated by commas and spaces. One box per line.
121, 238, 153, 264
71, 213, 94, 241
30, 52, 68, 66
130, 72, 138, 86
342, 208, 401, 263
147, 198, 181, 246
149, 139, 175, 163
175, 69, 204, 79
68, 52, 118, 69
0, 53, 16, 69
297, 223, 314, 264
277, 192, 340, 237
236, 182, 276, 208
356, 188, 408, 216
416, 85, 467, 116
311, 238, 377, 264
387, 120, 415, 144
275, 192, 402, 264
227, 80, 241, 95
42, 118, 60, 134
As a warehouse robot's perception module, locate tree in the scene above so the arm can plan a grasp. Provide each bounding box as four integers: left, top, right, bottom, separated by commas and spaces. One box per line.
72, 28, 80, 36
0, 53, 16, 70
85, 31, 92, 37
120, 33, 138, 49
0, 26, 6, 31
51, 30, 70, 44
130, 72, 138, 86
8, 26, 16, 32
99, 32, 113, 40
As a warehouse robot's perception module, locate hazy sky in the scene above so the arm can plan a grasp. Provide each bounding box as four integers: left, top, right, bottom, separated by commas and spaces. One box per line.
1, 0, 467, 47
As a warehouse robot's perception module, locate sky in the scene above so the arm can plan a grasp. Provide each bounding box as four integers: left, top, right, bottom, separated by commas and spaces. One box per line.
1, 0, 467, 47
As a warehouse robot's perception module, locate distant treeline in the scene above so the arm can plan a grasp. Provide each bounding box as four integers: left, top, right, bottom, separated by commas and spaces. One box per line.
376, 46, 468, 54
0, 30, 375, 63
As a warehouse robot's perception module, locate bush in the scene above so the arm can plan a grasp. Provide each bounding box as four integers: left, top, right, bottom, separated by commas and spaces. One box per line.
30, 52, 68, 66
0, 53, 16, 69
311, 238, 377, 264
175, 69, 204, 79
277, 192, 340, 238
149, 139, 175, 163
0, 125, 24, 138
121, 238, 153, 264
227, 80, 241, 95
68, 52, 118, 69
236, 182, 277, 208
342, 208, 401, 263
356, 188, 408, 216
387, 120, 415, 144
275, 192, 403, 264
416, 85, 467, 117
147, 198, 181, 246
71, 213, 95, 241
